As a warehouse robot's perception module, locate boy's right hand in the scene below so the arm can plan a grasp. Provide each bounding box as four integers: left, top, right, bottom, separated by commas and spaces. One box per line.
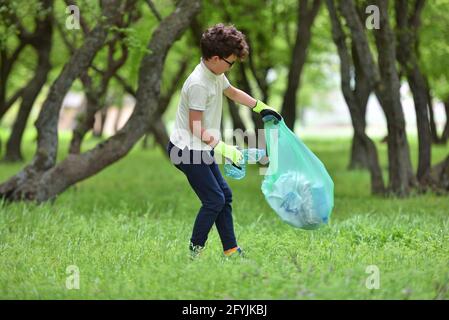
213, 141, 243, 165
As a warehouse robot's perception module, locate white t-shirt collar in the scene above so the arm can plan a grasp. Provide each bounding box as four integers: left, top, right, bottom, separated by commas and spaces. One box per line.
200, 58, 220, 80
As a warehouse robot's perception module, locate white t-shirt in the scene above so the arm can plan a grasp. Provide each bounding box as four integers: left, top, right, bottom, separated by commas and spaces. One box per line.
169, 59, 231, 151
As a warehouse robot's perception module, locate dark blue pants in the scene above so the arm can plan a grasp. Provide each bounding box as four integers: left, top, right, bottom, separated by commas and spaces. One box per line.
166, 141, 237, 251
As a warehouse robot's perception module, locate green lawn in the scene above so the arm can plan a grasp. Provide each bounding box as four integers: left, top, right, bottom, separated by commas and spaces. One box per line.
0, 131, 448, 299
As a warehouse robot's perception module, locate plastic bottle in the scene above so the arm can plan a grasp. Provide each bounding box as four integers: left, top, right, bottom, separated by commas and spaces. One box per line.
224, 148, 266, 180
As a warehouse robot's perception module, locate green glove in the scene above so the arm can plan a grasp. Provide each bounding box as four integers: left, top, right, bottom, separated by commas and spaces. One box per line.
214, 141, 243, 165
252, 100, 282, 120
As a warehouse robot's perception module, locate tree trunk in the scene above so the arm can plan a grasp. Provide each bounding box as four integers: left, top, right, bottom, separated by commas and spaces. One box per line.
426, 81, 441, 144
149, 116, 169, 150
227, 97, 258, 148
348, 42, 370, 170
4, 46, 52, 162
3, 0, 53, 162
408, 67, 432, 183
429, 155, 449, 192
326, 0, 385, 194
442, 100, 449, 143
227, 98, 246, 132
0, 0, 201, 203
114, 105, 123, 134
0, 0, 54, 121
142, 58, 189, 152
349, 135, 368, 169
281, 0, 321, 130
69, 92, 100, 154
346, 1, 371, 170
236, 63, 261, 145
92, 107, 108, 138
0, 18, 27, 121
373, 0, 415, 196
395, 0, 431, 184
340, 0, 415, 196
245, 37, 272, 136
0, 44, 26, 120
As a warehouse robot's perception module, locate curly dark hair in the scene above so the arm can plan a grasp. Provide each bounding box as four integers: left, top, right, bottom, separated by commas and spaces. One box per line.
200, 23, 249, 61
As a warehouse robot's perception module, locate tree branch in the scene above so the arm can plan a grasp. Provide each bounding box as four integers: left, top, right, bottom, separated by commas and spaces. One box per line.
146, 0, 162, 22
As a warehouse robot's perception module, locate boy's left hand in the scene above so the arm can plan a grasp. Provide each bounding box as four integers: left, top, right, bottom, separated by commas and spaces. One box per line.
252, 100, 282, 121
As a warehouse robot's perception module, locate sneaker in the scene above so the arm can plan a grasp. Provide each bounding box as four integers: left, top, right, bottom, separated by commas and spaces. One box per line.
223, 246, 244, 258
189, 242, 204, 259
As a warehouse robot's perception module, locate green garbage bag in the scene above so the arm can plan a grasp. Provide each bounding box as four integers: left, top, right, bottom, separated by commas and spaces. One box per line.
261, 116, 334, 229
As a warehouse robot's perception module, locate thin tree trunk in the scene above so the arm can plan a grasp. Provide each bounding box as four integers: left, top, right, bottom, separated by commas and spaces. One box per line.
69, 92, 100, 154
326, 0, 385, 194
149, 115, 169, 149
4, 46, 52, 162
426, 80, 441, 144
74, 42, 129, 146
281, 0, 321, 130
373, 0, 415, 195
0, 44, 26, 120
237, 63, 260, 144
0, 0, 53, 120
442, 100, 449, 143
408, 67, 432, 183
429, 155, 449, 192
142, 58, 189, 152
245, 36, 271, 136
340, 0, 415, 196
93, 107, 108, 138
346, 0, 371, 169
395, 0, 431, 184
348, 42, 371, 170
3, 0, 53, 162
227, 98, 246, 132
114, 105, 123, 133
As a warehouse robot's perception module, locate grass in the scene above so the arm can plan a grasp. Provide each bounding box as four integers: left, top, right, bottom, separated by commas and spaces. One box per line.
0, 130, 448, 299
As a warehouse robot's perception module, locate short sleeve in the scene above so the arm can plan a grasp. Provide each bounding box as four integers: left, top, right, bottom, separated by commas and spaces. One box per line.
223, 75, 231, 90
187, 84, 208, 111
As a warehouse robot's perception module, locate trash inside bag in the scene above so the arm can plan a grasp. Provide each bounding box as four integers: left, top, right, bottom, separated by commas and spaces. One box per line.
224, 148, 266, 180
261, 117, 334, 229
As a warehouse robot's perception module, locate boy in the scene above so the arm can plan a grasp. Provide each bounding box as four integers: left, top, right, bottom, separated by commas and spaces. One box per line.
166, 23, 281, 258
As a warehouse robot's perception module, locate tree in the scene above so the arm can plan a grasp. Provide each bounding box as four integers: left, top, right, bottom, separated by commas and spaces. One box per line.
326, 0, 385, 194
0, 0, 29, 120
395, 0, 432, 185
420, 0, 449, 145
56, 0, 141, 154
2, 0, 53, 162
339, 0, 416, 196
281, 0, 321, 130
0, 0, 201, 202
